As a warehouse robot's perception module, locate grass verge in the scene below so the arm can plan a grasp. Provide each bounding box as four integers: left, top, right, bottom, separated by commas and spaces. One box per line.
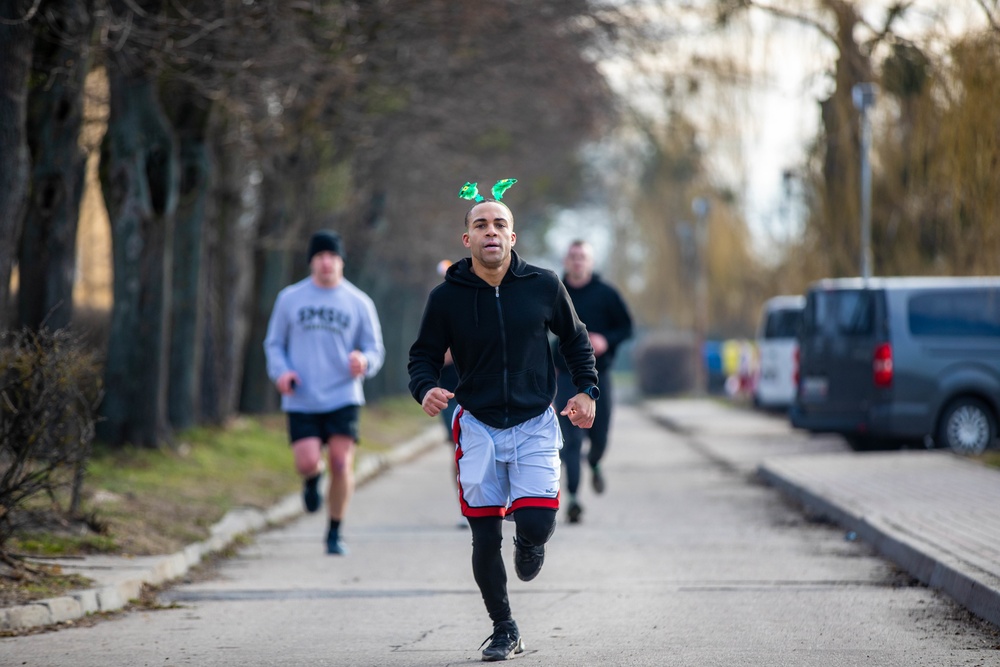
978, 450, 1000, 470
1, 394, 431, 608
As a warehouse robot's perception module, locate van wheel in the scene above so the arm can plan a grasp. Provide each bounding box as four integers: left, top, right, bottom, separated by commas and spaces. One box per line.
936, 398, 996, 455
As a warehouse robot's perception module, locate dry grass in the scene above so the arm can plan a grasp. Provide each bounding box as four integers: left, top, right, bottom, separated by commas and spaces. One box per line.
1, 395, 430, 608
977, 450, 1000, 470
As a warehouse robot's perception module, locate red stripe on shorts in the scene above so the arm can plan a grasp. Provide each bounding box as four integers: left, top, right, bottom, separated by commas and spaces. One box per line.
454, 407, 507, 518
451, 405, 462, 444
509, 494, 560, 512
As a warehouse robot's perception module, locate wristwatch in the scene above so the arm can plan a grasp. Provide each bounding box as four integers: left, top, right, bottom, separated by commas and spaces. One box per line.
582, 385, 600, 401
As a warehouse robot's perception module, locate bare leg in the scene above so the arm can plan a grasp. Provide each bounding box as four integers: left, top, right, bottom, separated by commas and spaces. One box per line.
291, 437, 324, 478
326, 434, 355, 520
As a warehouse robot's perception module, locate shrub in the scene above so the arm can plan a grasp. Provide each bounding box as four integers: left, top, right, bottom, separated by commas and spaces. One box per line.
0, 328, 103, 556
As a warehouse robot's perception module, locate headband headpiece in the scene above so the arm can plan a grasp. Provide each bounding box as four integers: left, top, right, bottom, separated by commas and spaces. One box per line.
458, 178, 518, 202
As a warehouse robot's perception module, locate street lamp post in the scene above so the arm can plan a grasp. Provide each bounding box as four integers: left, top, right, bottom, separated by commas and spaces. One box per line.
853, 82, 877, 282
692, 197, 710, 395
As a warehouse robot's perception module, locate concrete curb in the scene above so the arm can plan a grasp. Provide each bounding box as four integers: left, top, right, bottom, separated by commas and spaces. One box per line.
1, 425, 444, 633
757, 461, 1000, 629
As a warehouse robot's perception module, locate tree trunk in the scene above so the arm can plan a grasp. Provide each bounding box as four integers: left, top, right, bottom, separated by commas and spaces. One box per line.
352, 188, 420, 400
818, 0, 871, 276
353, 270, 421, 401
97, 69, 178, 447
0, 0, 35, 329
164, 82, 213, 431
238, 154, 300, 415
238, 242, 290, 415
200, 115, 259, 425
19, 0, 94, 332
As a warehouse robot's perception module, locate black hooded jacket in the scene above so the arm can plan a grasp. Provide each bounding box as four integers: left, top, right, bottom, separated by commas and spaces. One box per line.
554, 272, 633, 375
408, 251, 598, 429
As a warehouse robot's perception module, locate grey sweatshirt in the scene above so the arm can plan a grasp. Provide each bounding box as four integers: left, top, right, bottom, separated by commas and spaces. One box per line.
264, 277, 385, 413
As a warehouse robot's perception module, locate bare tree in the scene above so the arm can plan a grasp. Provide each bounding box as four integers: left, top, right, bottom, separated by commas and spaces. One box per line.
96, 0, 359, 431
97, 0, 179, 447
323, 0, 617, 396
874, 29, 1000, 276
199, 114, 259, 425
19, 0, 95, 332
709, 0, 1000, 283
0, 0, 36, 329
163, 77, 213, 431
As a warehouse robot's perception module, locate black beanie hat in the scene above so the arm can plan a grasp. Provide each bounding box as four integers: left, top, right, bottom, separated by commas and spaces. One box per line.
307, 230, 345, 263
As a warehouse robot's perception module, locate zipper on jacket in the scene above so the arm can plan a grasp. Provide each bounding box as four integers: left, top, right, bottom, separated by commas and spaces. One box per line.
495, 285, 510, 427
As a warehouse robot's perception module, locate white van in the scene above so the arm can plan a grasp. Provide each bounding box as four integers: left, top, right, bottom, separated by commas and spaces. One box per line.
753, 295, 805, 410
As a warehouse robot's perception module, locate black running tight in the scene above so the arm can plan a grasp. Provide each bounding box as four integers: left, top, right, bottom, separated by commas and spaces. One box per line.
467, 508, 557, 624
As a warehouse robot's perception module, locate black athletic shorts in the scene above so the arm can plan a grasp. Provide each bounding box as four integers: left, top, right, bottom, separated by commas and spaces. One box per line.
287, 405, 360, 444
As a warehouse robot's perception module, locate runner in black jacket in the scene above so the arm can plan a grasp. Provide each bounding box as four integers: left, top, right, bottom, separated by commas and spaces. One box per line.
408, 196, 598, 661
409, 251, 598, 428
555, 239, 634, 523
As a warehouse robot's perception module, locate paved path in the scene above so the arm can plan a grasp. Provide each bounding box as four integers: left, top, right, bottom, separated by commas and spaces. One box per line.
0, 426, 447, 632
4, 397, 1000, 639
760, 452, 1000, 631
645, 398, 1000, 630
7, 403, 999, 666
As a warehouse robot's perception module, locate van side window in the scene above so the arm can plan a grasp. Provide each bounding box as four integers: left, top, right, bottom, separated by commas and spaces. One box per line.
764, 309, 802, 339
810, 290, 873, 337
908, 289, 1000, 337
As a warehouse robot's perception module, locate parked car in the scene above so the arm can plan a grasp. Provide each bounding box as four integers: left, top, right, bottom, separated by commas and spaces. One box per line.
753, 295, 804, 410
790, 276, 1000, 454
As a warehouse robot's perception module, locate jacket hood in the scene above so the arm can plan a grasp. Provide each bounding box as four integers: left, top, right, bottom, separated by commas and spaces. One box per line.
445, 250, 538, 287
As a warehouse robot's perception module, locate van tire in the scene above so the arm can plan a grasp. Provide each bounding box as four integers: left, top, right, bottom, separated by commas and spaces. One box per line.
936, 398, 996, 455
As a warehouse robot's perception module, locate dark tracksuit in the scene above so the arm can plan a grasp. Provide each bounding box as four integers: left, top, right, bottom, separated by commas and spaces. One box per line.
554, 272, 633, 495
409, 251, 597, 624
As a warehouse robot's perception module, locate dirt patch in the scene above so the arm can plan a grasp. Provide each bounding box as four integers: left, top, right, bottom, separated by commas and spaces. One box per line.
0, 557, 92, 608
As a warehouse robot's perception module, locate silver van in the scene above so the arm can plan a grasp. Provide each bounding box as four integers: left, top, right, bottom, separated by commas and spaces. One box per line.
753, 295, 804, 410
790, 276, 1000, 454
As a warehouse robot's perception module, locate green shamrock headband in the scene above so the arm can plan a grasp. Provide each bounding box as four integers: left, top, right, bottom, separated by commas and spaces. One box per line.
458, 178, 517, 203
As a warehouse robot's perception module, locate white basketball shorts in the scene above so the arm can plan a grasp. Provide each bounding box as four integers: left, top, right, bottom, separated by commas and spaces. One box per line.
453, 405, 562, 518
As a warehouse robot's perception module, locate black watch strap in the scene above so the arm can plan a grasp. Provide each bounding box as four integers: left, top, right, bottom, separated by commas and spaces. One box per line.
582, 385, 600, 401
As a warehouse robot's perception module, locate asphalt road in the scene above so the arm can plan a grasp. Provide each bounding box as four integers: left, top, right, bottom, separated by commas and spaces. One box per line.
3, 402, 998, 666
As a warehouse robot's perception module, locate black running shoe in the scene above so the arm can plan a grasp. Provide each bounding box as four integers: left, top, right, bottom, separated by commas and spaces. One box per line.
303, 474, 322, 513
591, 466, 606, 495
513, 537, 544, 582
480, 620, 524, 661
567, 501, 583, 524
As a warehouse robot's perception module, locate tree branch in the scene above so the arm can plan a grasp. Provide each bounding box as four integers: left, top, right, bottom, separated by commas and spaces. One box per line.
750, 1, 838, 45
0, 0, 41, 25
974, 0, 1000, 33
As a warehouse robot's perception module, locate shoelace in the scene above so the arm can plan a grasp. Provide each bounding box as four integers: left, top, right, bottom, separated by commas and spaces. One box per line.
479, 628, 515, 651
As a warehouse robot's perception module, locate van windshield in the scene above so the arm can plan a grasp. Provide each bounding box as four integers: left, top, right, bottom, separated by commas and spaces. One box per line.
909, 288, 1000, 337
804, 289, 874, 337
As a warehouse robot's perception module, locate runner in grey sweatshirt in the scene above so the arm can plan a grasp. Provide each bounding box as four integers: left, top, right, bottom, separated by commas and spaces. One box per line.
264, 230, 384, 554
